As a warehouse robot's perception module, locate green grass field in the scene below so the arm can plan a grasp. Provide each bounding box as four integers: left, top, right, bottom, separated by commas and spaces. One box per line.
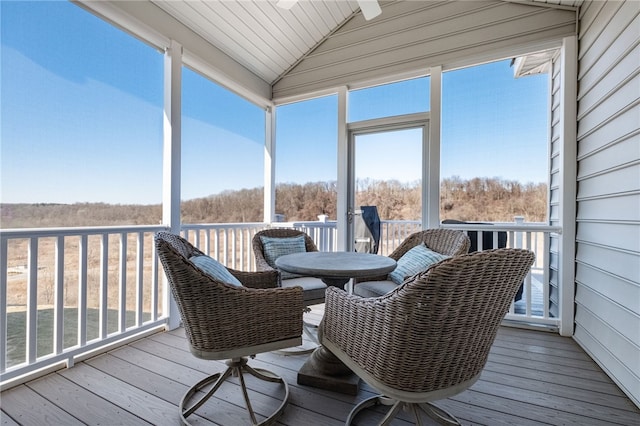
6, 308, 151, 368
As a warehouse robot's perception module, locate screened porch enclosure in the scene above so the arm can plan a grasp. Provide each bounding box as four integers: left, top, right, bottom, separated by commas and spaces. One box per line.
1, 0, 638, 415
0, 0, 580, 388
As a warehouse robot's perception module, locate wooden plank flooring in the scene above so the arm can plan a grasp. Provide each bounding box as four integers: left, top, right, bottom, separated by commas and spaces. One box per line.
2, 308, 639, 426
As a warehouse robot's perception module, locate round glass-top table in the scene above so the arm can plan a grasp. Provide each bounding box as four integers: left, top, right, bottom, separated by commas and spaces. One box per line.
275, 251, 397, 288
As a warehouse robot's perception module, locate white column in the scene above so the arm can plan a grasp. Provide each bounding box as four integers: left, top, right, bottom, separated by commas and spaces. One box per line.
336, 87, 349, 251
427, 66, 442, 229
558, 35, 578, 337
264, 106, 276, 224
163, 39, 182, 330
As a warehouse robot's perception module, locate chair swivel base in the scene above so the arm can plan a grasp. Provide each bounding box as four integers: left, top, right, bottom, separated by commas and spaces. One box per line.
346, 395, 461, 426
179, 357, 289, 426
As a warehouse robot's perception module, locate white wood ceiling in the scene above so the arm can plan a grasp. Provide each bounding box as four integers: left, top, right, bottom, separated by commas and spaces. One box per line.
151, 0, 583, 86
152, 0, 361, 84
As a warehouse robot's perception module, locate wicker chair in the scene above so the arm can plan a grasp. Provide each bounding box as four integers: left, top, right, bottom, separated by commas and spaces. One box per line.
252, 229, 327, 353
353, 228, 471, 298
155, 232, 303, 425
321, 248, 535, 425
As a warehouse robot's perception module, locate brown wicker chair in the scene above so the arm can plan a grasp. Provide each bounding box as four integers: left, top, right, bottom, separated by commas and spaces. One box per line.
155, 231, 303, 425
353, 228, 471, 298
321, 248, 535, 425
252, 228, 328, 354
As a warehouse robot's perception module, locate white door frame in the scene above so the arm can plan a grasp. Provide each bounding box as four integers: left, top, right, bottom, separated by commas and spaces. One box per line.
343, 113, 430, 251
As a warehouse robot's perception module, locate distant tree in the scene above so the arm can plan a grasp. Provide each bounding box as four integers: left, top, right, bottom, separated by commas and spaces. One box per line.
1, 177, 547, 228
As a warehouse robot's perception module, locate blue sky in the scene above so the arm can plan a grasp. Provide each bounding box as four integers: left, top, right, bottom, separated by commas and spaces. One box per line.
1, 1, 548, 205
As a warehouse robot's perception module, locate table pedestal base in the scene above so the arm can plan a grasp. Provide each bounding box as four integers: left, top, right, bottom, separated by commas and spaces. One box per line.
297, 346, 359, 395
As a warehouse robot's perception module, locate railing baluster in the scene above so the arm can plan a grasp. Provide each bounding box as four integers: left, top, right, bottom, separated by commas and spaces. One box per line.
527, 231, 534, 317
222, 230, 229, 265
524, 270, 532, 318
151, 237, 159, 321
213, 229, 219, 260
231, 229, 237, 270
241, 228, 247, 270
27, 238, 38, 364
78, 235, 88, 347
1, 237, 8, 372
54, 236, 64, 355
542, 233, 551, 318
118, 232, 127, 332
136, 232, 144, 327
203, 230, 211, 257
99, 234, 108, 339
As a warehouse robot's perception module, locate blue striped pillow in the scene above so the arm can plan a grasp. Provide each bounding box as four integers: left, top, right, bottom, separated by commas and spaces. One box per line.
190, 255, 242, 287
388, 244, 449, 284
260, 235, 306, 280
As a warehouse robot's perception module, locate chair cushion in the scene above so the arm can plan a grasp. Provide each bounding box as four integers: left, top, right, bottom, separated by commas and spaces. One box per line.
189, 255, 243, 287
260, 235, 307, 280
388, 244, 449, 284
280, 276, 327, 303
354, 280, 398, 298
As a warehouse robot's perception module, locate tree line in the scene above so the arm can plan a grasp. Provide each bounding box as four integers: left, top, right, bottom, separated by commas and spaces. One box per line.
1, 177, 547, 228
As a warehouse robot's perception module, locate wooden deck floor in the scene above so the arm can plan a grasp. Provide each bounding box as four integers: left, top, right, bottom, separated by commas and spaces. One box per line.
2, 308, 639, 426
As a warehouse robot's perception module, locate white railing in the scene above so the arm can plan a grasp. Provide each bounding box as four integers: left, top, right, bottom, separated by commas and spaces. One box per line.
1, 225, 169, 388
440, 221, 562, 326
180, 222, 266, 271
181, 218, 561, 327
271, 217, 422, 255
1, 218, 560, 388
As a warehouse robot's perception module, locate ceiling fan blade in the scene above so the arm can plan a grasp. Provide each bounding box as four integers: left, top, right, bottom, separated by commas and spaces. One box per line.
276, 0, 298, 10
358, 0, 382, 20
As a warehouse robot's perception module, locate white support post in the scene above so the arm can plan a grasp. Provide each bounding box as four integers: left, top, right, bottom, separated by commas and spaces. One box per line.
515, 216, 525, 248
427, 66, 442, 229
264, 106, 276, 224
163, 40, 182, 330
558, 35, 577, 337
337, 87, 349, 251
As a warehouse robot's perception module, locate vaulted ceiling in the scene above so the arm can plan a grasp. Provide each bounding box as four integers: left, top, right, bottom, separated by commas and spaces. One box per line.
150, 0, 583, 85
83, 1, 582, 103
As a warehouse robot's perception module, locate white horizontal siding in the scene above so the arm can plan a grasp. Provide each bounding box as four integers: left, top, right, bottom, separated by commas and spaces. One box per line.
576, 237, 639, 285
577, 221, 640, 254
574, 320, 639, 406
576, 194, 640, 222
576, 285, 639, 354
274, 0, 576, 98
578, 37, 639, 119
578, 73, 639, 136
574, 0, 639, 407
578, 135, 640, 178
577, 161, 639, 199
576, 259, 640, 312
577, 104, 640, 156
